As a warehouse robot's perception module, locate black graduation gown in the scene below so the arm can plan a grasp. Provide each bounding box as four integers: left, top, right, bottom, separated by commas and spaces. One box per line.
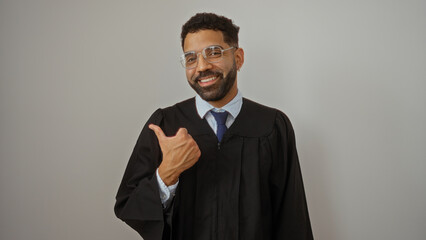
114, 98, 313, 240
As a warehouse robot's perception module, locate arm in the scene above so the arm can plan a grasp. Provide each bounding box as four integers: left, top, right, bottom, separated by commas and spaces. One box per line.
114, 110, 201, 240
114, 110, 165, 240
270, 111, 314, 239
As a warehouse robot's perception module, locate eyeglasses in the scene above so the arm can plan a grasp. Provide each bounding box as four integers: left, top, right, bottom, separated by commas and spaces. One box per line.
180, 45, 235, 69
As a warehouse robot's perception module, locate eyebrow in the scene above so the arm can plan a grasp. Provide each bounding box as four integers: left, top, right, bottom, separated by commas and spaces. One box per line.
183, 45, 223, 54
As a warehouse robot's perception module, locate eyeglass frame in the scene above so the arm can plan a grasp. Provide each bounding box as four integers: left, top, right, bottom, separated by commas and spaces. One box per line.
180, 45, 236, 69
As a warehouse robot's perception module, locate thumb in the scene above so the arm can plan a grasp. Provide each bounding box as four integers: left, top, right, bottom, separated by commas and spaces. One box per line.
149, 124, 166, 140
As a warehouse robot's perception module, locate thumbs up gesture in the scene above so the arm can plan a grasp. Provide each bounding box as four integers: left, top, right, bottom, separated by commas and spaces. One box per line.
149, 124, 201, 186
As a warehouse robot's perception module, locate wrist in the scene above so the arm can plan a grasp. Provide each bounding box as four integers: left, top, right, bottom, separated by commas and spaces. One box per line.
158, 165, 180, 186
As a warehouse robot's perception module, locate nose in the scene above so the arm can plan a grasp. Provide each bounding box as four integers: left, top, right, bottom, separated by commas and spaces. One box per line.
195, 53, 212, 72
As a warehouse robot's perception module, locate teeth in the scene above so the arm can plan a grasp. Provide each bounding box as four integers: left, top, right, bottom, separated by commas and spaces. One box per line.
200, 76, 216, 83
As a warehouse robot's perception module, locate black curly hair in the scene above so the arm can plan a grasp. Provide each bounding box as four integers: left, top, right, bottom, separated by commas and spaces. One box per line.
181, 13, 240, 49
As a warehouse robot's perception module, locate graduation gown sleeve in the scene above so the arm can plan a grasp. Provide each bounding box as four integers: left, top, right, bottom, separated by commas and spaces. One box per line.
114, 109, 169, 240
269, 111, 313, 239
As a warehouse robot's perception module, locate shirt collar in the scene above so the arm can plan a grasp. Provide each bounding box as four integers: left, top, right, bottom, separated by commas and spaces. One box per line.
195, 90, 243, 119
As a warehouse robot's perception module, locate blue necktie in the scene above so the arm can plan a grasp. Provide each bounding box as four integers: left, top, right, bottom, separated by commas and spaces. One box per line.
210, 110, 228, 142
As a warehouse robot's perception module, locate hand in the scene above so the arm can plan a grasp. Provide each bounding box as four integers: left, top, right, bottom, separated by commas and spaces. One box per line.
149, 124, 201, 186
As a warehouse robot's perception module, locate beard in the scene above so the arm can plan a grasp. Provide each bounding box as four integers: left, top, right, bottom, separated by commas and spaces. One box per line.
188, 62, 237, 102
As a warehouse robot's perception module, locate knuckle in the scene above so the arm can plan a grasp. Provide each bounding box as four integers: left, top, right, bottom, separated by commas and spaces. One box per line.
178, 128, 188, 134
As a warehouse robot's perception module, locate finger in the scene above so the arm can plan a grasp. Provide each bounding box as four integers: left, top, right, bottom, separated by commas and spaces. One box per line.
149, 124, 166, 140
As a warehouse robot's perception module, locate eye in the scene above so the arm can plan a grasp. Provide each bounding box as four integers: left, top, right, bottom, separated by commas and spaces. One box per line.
186, 57, 196, 63
206, 47, 222, 58
185, 54, 197, 63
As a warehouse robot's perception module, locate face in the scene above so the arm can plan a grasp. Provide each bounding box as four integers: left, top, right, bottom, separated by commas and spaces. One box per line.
183, 30, 244, 104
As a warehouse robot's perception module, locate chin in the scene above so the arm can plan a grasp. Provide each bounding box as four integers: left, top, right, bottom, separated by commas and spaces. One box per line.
201, 95, 224, 102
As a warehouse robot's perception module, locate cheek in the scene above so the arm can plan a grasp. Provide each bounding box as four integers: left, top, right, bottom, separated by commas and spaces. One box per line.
218, 62, 232, 76
186, 70, 195, 81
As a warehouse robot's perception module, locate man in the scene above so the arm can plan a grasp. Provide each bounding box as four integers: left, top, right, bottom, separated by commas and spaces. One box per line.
115, 13, 313, 240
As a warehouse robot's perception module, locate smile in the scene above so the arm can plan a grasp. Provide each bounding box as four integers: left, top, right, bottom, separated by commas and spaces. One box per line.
199, 76, 217, 83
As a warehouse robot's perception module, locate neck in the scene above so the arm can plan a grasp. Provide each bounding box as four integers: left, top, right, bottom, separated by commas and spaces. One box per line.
208, 82, 238, 108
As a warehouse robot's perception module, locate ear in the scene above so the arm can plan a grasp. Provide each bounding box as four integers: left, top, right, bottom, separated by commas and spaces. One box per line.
234, 48, 245, 71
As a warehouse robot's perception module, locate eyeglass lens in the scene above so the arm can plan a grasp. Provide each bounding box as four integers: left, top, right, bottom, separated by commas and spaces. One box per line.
183, 46, 223, 68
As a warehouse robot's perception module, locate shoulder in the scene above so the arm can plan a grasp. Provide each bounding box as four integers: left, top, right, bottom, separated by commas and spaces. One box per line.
148, 97, 204, 136
149, 98, 195, 121
159, 97, 195, 115
242, 98, 277, 116
231, 98, 293, 137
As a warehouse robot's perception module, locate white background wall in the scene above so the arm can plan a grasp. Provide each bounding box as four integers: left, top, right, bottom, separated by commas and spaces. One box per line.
1, 0, 425, 239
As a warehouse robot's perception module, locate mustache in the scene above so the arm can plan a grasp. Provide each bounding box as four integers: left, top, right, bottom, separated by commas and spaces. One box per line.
194, 70, 223, 82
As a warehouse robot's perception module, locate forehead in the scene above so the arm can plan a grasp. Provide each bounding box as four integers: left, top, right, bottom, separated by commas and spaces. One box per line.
183, 30, 227, 52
